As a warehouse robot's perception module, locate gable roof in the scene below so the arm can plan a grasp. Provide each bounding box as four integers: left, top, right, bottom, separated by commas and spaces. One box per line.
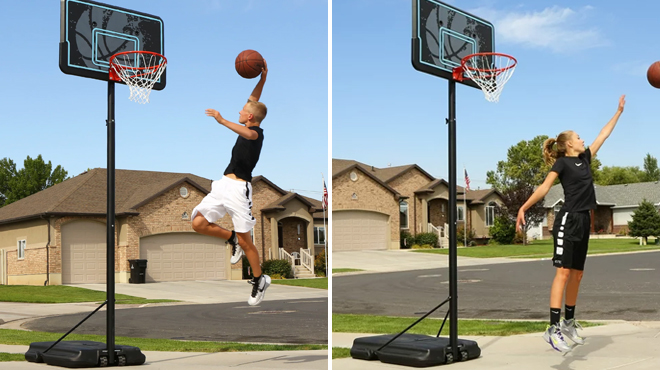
544, 181, 660, 208
0, 169, 297, 226
332, 159, 401, 198
332, 159, 433, 184
0, 168, 212, 225
261, 192, 317, 213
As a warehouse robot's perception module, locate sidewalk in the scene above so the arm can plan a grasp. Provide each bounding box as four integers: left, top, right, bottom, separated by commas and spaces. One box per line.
333, 321, 660, 369
0, 345, 328, 369
332, 249, 534, 274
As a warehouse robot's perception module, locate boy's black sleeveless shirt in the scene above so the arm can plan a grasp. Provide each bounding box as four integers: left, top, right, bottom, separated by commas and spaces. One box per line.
224, 126, 264, 182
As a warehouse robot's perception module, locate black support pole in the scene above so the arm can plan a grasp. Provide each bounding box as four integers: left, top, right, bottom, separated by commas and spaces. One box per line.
106, 81, 116, 366
447, 79, 458, 360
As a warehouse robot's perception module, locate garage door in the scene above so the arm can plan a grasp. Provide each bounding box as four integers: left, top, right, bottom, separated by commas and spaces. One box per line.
62, 220, 107, 284
333, 211, 389, 251
140, 233, 226, 282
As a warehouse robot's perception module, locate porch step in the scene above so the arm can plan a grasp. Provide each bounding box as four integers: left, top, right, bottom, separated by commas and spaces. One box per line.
293, 266, 315, 279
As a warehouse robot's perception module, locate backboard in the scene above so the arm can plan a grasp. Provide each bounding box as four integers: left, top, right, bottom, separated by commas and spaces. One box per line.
60, 0, 166, 90
412, 0, 494, 89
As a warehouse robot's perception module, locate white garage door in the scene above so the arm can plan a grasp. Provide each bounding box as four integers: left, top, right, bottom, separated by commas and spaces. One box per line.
333, 211, 389, 251
140, 233, 227, 282
62, 220, 107, 284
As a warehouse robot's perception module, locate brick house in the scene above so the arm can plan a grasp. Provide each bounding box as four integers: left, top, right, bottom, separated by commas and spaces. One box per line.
0, 169, 322, 285
540, 181, 660, 238
332, 159, 504, 250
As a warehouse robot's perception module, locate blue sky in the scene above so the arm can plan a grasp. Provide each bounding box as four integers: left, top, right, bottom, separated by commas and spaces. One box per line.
332, 0, 660, 190
1, 0, 328, 200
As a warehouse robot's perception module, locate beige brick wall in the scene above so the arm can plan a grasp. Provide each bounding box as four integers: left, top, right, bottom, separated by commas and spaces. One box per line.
333, 169, 399, 245
388, 169, 433, 235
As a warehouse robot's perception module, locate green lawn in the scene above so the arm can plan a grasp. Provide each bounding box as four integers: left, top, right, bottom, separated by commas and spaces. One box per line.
332, 269, 364, 274
413, 238, 660, 258
270, 277, 328, 289
0, 329, 327, 352
333, 347, 351, 359
0, 353, 25, 362
332, 314, 599, 337
0, 285, 177, 304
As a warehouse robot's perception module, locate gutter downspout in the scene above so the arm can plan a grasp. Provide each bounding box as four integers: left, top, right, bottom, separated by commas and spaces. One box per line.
41, 215, 51, 286
260, 212, 266, 261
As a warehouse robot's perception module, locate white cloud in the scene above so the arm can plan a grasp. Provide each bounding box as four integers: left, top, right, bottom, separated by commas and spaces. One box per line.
473, 6, 608, 54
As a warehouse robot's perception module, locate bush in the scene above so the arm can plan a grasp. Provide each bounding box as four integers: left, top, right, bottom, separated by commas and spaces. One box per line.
489, 216, 516, 245
400, 230, 414, 249
513, 231, 525, 244
457, 226, 476, 246
415, 233, 438, 248
262, 259, 293, 278
315, 250, 326, 277
270, 273, 284, 280
412, 244, 433, 249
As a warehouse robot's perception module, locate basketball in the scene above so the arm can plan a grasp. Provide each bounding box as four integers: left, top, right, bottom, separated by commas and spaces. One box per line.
647, 61, 660, 88
235, 50, 264, 79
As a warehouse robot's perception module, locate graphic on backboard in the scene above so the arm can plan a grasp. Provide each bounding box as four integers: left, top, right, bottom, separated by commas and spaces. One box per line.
59, 0, 166, 90
412, 0, 494, 89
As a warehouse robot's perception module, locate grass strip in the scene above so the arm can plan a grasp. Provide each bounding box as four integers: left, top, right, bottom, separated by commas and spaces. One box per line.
270, 278, 327, 289
332, 314, 600, 337
0, 285, 178, 304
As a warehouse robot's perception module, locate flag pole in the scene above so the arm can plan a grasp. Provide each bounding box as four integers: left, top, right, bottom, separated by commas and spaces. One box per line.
463, 166, 467, 248
322, 174, 328, 277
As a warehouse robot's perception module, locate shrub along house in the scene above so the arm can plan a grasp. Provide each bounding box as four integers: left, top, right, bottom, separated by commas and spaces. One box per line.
541, 181, 660, 237
0, 168, 321, 285
332, 159, 504, 250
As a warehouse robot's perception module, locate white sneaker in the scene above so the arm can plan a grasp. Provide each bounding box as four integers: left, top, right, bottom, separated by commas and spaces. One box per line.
248, 274, 271, 306
560, 318, 585, 345
543, 324, 572, 353
226, 233, 243, 264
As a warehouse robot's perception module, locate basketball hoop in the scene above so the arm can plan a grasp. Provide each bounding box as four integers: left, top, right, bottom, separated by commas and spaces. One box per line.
452, 52, 517, 103
109, 51, 167, 104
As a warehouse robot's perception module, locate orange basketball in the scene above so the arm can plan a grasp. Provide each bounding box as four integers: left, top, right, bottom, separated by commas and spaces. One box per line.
235, 50, 264, 79
647, 61, 660, 88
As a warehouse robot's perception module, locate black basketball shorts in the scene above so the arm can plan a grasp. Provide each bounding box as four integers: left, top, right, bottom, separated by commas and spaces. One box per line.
552, 210, 591, 271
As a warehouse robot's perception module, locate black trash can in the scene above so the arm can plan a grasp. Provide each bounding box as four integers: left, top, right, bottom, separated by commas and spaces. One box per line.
128, 259, 148, 284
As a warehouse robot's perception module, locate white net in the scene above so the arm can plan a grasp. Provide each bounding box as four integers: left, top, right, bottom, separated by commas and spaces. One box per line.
462, 54, 516, 103
110, 52, 167, 104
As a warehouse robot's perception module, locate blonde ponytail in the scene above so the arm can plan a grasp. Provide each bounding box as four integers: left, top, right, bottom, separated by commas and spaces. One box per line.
543, 130, 572, 166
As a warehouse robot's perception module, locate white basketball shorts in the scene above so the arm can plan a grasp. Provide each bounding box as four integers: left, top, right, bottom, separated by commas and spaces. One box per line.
191, 176, 256, 233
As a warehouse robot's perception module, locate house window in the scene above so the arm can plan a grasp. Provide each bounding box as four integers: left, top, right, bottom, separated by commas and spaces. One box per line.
314, 226, 326, 244
17, 240, 26, 260
457, 206, 464, 221
486, 201, 496, 227
250, 228, 255, 243
400, 200, 409, 229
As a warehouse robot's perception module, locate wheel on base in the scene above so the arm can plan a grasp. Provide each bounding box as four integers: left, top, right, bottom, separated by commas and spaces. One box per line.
445, 352, 454, 364
99, 356, 108, 367
118, 355, 127, 366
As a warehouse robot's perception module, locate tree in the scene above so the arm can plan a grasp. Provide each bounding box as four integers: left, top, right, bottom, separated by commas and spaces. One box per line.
486, 135, 602, 191
628, 200, 660, 245
487, 135, 550, 191
0, 155, 68, 207
496, 182, 546, 244
643, 153, 660, 182
594, 166, 645, 185
489, 215, 516, 245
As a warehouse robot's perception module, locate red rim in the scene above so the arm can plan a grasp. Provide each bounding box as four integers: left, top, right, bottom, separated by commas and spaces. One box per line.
109, 51, 167, 81
460, 52, 517, 73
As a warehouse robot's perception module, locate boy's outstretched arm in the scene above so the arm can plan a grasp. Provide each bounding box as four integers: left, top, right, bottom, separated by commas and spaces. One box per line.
248, 60, 268, 102
589, 95, 625, 157
205, 109, 258, 140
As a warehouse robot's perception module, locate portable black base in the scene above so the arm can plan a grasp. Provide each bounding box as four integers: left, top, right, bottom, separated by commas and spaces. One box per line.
25, 341, 145, 368
351, 334, 480, 367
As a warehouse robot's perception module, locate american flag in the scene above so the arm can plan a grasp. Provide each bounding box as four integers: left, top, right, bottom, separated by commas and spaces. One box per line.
464, 168, 471, 191
322, 180, 328, 210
